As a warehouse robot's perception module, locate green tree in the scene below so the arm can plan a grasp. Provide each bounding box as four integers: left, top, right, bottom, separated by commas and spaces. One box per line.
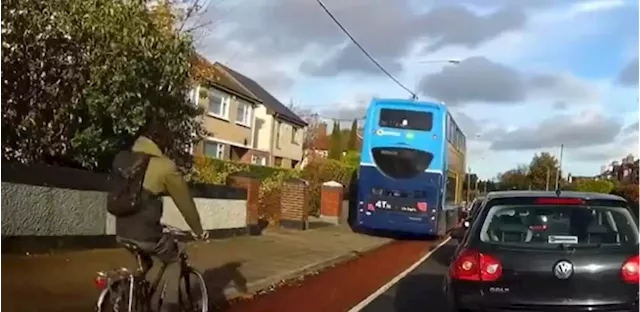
528, 153, 560, 190
341, 151, 360, 167
576, 179, 615, 194
328, 121, 342, 160
497, 165, 530, 190
346, 119, 358, 151
2, 0, 206, 171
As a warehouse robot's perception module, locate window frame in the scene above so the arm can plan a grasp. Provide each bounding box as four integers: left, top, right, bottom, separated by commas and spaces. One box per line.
207, 89, 230, 119
291, 126, 299, 145
203, 141, 225, 159
251, 155, 267, 166
275, 121, 282, 149
235, 100, 252, 127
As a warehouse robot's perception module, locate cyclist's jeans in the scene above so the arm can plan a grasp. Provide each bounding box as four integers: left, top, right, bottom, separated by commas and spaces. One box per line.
117, 233, 183, 312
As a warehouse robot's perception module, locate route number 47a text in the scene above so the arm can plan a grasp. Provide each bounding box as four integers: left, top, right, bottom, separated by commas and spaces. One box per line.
375, 200, 391, 209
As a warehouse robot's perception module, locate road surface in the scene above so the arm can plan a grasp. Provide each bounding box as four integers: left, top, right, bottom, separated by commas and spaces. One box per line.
224, 238, 448, 312
356, 239, 457, 312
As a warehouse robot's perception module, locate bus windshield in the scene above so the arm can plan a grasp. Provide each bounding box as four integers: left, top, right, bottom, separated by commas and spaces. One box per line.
379, 109, 433, 131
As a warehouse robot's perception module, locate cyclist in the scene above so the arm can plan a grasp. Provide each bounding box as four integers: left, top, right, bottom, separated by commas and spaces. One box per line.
112, 121, 208, 312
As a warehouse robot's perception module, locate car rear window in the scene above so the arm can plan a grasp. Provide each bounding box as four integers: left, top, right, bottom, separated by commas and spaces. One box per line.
479, 203, 639, 249
371, 147, 433, 180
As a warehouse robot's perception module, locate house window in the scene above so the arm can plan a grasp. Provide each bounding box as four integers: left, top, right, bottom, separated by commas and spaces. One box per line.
208, 89, 229, 119
236, 101, 251, 126
204, 141, 225, 159
274, 157, 283, 167
251, 155, 267, 166
275, 121, 281, 149
291, 127, 299, 144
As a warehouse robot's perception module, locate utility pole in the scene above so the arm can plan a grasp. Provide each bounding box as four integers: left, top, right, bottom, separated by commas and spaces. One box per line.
466, 167, 471, 203
545, 167, 551, 191
555, 144, 564, 190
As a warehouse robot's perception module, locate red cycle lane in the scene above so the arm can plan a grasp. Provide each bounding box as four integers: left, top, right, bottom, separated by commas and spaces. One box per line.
223, 238, 444, 312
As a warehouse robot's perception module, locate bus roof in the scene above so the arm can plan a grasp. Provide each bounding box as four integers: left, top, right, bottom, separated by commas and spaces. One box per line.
369, 98, 445, 111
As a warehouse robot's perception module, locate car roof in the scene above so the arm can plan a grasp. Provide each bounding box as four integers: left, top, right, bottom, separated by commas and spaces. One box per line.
484, 190, 627, 202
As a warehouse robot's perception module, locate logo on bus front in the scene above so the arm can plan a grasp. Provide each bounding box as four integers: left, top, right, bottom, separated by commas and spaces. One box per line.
375, 129, 401, 137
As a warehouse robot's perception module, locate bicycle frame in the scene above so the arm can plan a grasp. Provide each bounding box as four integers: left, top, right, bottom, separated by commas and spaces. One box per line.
96, 231, 193, 312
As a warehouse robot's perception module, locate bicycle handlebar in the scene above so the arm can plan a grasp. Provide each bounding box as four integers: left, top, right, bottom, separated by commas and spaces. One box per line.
161, 224, 191, 237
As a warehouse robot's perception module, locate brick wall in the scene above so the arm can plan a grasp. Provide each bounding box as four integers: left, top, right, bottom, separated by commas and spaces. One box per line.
320, 181, 343, 222
226, 173, 260, 227
280, 178, 308, 229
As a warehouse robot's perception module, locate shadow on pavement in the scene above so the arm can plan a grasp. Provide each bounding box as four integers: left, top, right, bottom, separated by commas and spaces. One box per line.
201, 261, 248, 309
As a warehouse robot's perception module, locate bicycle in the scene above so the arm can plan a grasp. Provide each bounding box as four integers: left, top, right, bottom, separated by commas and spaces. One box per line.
95, 225, 208, 312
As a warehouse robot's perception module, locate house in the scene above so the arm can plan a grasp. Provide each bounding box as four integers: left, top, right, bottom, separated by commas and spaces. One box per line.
215, 63, 308, 168
188, 54, 270, 165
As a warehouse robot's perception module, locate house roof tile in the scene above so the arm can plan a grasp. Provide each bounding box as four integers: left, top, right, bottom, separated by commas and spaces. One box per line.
189, 54, 260, 103
215, 63, 307, 127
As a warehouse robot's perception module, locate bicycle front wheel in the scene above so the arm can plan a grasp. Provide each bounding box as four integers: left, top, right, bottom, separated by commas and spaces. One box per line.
96, 278, 132, 312
179, 267, 208, 312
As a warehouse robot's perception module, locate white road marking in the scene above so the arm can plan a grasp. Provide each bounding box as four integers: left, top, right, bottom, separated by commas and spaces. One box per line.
347, 237, 453, 312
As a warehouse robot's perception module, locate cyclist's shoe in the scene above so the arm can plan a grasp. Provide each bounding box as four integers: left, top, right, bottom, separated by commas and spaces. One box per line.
199, 231, 209, 240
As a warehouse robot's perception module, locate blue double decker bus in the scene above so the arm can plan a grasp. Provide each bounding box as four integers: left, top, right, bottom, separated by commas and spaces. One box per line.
356, 98, 466, 237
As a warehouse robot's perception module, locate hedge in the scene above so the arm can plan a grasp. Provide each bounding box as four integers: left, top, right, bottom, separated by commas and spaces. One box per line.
610, 184, 639, 219
300, 158, 357, 215
191, 156, 357, 220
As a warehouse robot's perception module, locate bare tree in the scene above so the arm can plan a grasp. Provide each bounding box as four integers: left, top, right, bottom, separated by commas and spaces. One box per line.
147, 0, 216, 40
288, 101, 323, 168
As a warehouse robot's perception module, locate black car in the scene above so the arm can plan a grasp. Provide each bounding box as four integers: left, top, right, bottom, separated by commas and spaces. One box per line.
445, 191, 639, 312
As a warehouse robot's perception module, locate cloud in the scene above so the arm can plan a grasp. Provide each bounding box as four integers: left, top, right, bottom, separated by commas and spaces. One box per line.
553, 101, 568, 110
570, 0, 626, 14
617, 57, 639, 86
489, 109, 622, 151
418, 56, 598, 105
218, 0, 527, 77
318, 92, 375, 121
623, 121, 639, 134
418, 57, 525, 104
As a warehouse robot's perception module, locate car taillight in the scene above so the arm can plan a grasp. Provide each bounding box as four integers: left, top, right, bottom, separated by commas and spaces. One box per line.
534, 197, 585, 205
450, 249, 502, 281
621, 255, 639, 283
529, 224, 547, 231
94, 272, 108, 289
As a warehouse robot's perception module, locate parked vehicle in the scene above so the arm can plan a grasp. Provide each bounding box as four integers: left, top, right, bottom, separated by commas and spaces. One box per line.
446, 190, 639, 311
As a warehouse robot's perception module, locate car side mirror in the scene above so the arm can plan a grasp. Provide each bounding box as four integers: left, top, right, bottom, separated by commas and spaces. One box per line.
450, 227, 466, 240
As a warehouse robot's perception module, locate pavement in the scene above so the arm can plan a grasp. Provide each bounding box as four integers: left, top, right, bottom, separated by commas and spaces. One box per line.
359, 240, 457, 312
2, 225, 392, 312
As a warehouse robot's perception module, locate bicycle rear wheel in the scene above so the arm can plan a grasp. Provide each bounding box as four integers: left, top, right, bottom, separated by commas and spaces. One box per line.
179, 267, 208, 312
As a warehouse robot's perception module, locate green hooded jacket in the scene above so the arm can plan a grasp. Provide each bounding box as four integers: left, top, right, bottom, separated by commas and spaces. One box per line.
115, 136, 204, 242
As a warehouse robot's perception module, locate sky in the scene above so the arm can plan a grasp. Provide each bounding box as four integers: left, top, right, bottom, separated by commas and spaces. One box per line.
192, 0, 639, 180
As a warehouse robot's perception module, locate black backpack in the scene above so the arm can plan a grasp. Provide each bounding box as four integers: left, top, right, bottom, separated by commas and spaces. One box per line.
107, 151, 152, 217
